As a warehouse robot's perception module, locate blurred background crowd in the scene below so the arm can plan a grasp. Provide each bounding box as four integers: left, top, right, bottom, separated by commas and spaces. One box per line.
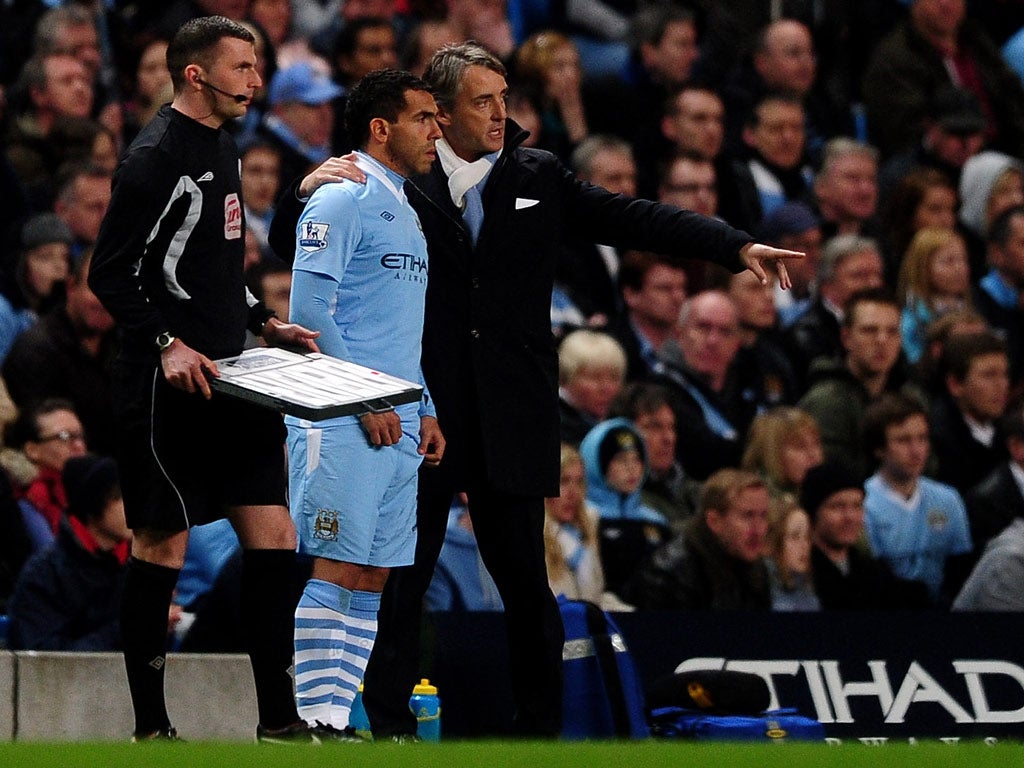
4, 0, 1024, 652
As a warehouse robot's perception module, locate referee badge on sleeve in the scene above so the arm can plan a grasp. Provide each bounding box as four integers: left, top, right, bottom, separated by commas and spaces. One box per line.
299, 221, 330, 252
224, 193, 242, 239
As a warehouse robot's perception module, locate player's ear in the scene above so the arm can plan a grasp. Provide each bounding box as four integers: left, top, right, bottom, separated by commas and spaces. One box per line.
436, 105, 453, 128
368, 117, 389, 144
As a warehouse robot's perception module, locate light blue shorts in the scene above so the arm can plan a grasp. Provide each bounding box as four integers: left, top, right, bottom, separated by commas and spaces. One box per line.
287, 416, 421, 567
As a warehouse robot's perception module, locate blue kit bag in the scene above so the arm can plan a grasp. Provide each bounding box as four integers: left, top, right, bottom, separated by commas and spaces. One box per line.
559, 597, 649, 739
649, 706, 825, 742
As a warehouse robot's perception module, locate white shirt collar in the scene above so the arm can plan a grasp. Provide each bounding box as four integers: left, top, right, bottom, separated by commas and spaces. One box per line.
877, 475, 922, 511
963, 414, 996, 448
354, 151, 406, 205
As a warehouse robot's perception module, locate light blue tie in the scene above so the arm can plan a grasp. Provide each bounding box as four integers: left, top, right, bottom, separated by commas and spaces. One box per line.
462, 183, 484, 245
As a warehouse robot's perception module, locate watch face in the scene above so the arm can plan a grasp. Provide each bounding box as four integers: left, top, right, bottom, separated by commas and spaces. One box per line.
157, 332, 174, 350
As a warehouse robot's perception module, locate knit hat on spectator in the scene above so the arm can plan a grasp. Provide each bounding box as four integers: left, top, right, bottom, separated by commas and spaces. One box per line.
21, 213, 74, 252
800, 461, 862, 521
63, 454, 120, 524
268, 61, 343, 106
755, 201, 819, 244
597, 424, 644, 475
958, 151, 1024, 237
930, 85, 985, 136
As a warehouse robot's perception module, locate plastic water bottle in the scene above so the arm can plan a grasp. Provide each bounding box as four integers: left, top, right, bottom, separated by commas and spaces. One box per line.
350, 684, 371, 739
409, 678, 441, 741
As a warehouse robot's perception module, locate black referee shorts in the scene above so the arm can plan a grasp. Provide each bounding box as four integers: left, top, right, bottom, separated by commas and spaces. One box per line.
110, 359, 287, 531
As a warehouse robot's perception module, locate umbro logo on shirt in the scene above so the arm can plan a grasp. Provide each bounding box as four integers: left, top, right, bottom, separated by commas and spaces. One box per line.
380, 210, 395, 222
197, 172, 214, 182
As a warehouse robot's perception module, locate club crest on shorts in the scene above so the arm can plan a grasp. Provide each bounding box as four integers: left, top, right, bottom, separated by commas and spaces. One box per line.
314, 508, 340, 541
299, 221, 330, 252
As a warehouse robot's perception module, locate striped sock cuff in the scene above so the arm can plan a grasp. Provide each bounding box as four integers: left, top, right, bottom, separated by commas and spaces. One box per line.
348, 589, 381, 620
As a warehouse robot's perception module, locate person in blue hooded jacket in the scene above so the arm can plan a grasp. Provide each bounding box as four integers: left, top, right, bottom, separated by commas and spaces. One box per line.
579, 417, 670, 600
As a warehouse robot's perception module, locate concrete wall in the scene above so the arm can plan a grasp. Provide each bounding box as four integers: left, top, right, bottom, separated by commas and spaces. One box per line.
0, 653, 13, 741
10, 652, 257, 742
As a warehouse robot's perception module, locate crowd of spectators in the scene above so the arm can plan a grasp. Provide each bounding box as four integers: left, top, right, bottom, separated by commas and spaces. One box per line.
5, 0, 1024, 650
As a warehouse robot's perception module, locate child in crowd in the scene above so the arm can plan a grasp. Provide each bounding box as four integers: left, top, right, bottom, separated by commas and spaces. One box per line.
580, 418, 669, 600
897, 228, 972, 363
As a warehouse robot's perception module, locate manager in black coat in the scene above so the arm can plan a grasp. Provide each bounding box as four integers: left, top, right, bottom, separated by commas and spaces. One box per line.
269, 45, 800, 739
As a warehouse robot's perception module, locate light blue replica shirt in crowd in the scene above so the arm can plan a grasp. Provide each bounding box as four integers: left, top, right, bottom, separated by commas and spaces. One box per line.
864, 474, 973, 603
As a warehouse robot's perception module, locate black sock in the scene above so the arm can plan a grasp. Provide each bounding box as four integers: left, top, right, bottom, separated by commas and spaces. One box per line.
121, 556, 179, 736
242, 548, 301, 729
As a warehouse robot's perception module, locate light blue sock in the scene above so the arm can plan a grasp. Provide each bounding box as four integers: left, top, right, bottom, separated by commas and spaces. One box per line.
330, 589, 382, 729
294, 580, 352, 725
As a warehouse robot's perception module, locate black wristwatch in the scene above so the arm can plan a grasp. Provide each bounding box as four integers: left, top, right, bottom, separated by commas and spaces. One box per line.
155, 331, 176, 352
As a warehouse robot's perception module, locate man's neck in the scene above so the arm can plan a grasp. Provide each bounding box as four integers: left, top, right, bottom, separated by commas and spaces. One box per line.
819, 201, 860, 234
70, 315, 104, 358
880, 468, 919, 500
87, 524, 120, 553
35, 110, 56, 137
815, 539, 849, 568
959, 405, 992, 430
706, 369, 727, 393
362, 147, 407, 180
918, 28, 958, 57
738, 324, 760, 348
630, 315, 672, 353
444, 135, 484, 164
170, 96, 224, 130
848, 360, 887, 397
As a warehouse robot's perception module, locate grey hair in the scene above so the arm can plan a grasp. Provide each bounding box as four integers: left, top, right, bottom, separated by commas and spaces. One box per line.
423, 41, 506, 111
34, 5, 95, 54
817, 137, 879, 178
571, 134, 633, 176
675, 289, 736, 328
818, 234, 880, 284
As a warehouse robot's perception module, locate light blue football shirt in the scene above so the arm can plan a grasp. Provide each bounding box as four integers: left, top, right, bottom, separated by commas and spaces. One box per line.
289, 151, 432, 425
864, 474, 973, 602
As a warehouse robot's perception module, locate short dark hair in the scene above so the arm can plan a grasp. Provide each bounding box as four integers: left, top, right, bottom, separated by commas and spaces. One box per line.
863, 393, 928, 458
344, 68, 432, 150
941, 331, 1008, 382
631, 5, 696, 52
5, 397, 78, 448
608, 382, 673, 421
617, 250, 682, 292
55, 161, 110, 204
745, 92, 803, 129
656, 147, 713, 193
842, 287, 900, 329
166, 15, 254, 91
334, 16, 393, 77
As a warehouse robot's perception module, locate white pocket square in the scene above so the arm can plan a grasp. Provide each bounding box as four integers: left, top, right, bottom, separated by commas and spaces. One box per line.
515, 197, 540, 210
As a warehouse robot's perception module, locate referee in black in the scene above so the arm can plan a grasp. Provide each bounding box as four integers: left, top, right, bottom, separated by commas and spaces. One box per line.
90, 16, 319, 742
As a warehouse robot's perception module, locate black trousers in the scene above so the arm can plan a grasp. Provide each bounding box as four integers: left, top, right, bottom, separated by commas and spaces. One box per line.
363, 461, 565, 737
